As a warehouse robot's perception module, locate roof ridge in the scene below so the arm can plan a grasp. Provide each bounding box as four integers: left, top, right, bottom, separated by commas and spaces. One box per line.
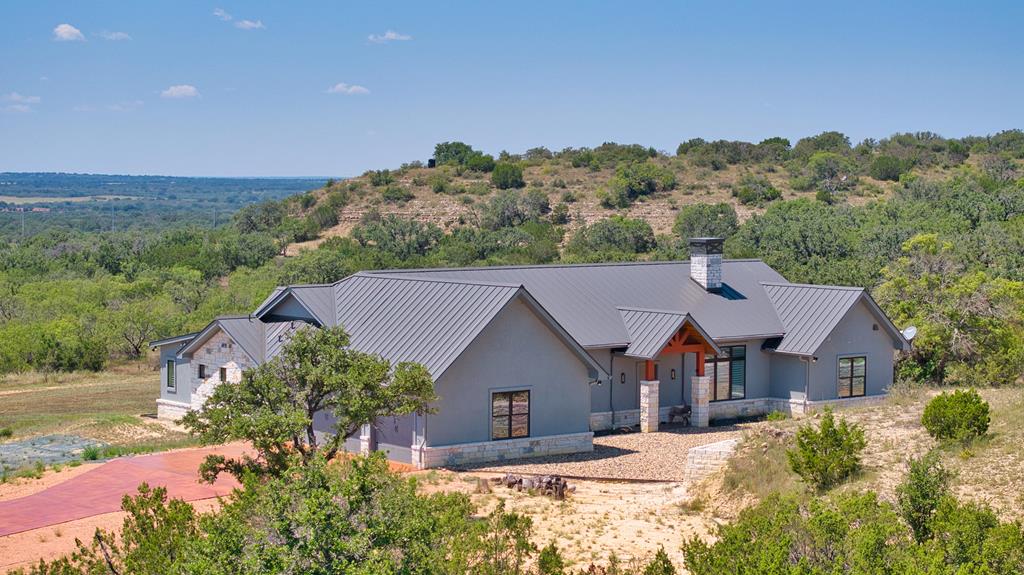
762, 281, 864, 292
352, 271, 523, 289
617, 306, 689, 316
362, 258, 766, 275
215, 314, 260, 321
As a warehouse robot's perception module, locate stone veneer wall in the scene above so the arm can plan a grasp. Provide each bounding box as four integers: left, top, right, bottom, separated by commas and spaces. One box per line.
689, 253, 722, 290
188, 330, 251, 411
639, 380, 659, 432
589, 393, 888, 430
691, 374, 711, 427
156, 399, 190, 420
683, 438, 739, 483
411, 431, 593, 469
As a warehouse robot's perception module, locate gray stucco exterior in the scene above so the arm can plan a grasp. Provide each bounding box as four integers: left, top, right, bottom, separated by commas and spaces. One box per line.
807, 299, 900, 401
427, 297, 593, 447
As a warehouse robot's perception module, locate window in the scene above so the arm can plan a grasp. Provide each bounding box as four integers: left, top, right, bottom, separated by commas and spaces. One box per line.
491, 391, 530, 440
705, 345, 746, 401
198, 364, 207, 379
219, 367, 227, 382
838, 356, 866, 398
166, 360, 175, 392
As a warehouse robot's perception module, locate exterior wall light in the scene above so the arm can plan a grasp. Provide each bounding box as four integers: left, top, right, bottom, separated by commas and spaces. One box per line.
671, 369, 677, 380
620, 372, 626, 384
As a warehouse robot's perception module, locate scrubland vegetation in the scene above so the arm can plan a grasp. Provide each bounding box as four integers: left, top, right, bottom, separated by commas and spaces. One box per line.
3, 130, 1024, 573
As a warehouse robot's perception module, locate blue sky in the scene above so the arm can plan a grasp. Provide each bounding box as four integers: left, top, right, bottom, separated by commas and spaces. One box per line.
1, 1, 1022, 176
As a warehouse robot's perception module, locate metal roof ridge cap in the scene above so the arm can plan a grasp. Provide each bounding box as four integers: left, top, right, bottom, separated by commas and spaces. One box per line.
355, 272, 523, 289
362, 258, 767, 275
616, 305, 689, 315
760, 281, 864, 291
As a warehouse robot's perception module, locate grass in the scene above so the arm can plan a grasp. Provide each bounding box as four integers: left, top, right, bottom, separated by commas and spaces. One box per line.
705, 387, 1024, 522
0, 360, 197, 456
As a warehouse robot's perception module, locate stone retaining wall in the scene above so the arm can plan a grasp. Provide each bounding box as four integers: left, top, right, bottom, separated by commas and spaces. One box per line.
412, 431, 593, 469
683, 438, 739, 483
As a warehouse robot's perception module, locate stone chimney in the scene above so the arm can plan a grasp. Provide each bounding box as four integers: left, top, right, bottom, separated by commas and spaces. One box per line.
689, 237, 723, 291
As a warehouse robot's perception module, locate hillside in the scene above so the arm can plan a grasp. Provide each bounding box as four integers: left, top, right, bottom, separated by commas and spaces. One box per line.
279, 133, 982, 254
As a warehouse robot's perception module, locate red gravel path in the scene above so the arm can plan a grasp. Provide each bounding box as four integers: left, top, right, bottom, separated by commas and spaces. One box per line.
0, 444, 247, 537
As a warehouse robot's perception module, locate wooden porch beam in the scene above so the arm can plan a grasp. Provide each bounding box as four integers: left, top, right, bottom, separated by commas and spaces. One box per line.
644, 359, 656, 381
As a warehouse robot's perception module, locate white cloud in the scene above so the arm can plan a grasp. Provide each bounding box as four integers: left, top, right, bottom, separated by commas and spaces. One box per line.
99, 31, 132, 41
213, 8, 232, 21
40, 76, 50, 81
326, 82, 370, 95
368, 30, 411, 43
53, 23, 86, 42
234, 19, 265, 30
73, 104, 96, 113
6, 92, 41, 105
107, 100, 144, 112
160, 84, 200, 99
2, 104, 32, 113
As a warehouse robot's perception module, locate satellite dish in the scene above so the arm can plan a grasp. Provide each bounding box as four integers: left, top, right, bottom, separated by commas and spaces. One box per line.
902, 326, 918, 341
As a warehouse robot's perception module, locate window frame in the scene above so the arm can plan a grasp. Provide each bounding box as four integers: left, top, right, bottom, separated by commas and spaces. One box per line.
198, 364, 207, 380
837, 356, 867, 398
219, 367, 228, 383
490, 390, 530, 441
166, 360, 176, 392
705, 344, 746, 402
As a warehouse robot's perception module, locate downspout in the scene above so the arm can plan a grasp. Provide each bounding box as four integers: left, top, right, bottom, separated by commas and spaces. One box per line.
608, 353, 616, 428
803, 356, 811, 414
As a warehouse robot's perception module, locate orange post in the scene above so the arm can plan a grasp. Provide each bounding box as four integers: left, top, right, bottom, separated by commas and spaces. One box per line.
696, 351, 705, 376
644, 359, 656, 381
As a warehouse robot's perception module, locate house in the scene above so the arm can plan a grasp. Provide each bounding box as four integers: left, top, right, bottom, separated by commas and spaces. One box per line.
151, 238, 910, 469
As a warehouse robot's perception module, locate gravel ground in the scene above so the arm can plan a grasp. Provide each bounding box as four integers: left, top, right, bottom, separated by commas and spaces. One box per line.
451, 423, 746, 481
0, 435, 106, 470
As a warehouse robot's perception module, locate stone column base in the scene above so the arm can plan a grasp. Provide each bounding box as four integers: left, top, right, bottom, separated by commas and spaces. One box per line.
691, 374, 711, 428
639, 379, 660, 432
359, 424, 373, 455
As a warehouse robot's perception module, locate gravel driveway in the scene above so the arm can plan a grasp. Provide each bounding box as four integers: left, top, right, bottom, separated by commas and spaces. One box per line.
451, 423, 745, 481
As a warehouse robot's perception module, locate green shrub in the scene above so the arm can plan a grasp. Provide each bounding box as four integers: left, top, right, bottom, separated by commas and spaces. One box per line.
921, 389, 990, 441
491, 162, 525, 189
786, 408, 866, 490
765, 411, 787, 421
550, 203, 570, 225
465, 152, 496, 173
600, 161, 677, 208
733, 175, 781, 206
82, 445, 101, 461
869, 154, 907, 181
537, 541, 566, 575
368, 169, 395, 187
896, 451, 952, 542
642, 548, 676, 575
0, 427, 12, 439
427, 173, 449, 194
672, 203, 739, 239
381, 185, 415, 204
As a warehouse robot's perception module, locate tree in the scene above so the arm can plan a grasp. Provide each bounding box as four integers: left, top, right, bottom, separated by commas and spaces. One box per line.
492, 162, 526, 190
672, 203, 739, 239
896, 451, 952, 542
352, 215, 443, 260
870, 154, 906, 181
434, 141, 477, 166
567, 216, 656, 258
599, 161, 676, 208
110, 297, 176, 359
182, 325, 436, 481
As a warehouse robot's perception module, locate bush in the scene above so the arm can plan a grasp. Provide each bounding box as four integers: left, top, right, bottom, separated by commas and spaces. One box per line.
427, 173, 450, 194
381, 185, 414, 204
537, 542, 566, 575
0, 426, 12, 439
600, 161, 677, 208
465, 152, 496, 173
733, 175, 781, 206
896, 451, 952, 542
869, 154, 907, 181
567, 216, 656, 257
921, 389, 990, 441
492, 162, 525, 189
550, 203, 570, 225
82, 445, 101, 461
786, 408, 866, 490
642, 548, 676, 575
368, 169, 395, 187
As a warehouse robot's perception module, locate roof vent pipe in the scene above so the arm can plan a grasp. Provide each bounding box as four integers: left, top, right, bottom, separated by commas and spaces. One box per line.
688, 237, 723, 292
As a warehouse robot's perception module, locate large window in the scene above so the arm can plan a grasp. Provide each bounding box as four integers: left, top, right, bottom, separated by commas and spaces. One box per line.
705, 345, 746, 401
838, 356, 866, 398
491, 391, 530, 440
219, 367, 228, 382
166, 360, 176, 392
198, 364, 207, 380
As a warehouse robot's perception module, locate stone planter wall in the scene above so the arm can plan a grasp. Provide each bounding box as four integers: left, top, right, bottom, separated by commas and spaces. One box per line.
412, 431, 593, 469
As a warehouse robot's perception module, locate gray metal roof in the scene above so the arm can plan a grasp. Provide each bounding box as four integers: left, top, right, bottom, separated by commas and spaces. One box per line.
290, 285, 337, 326
762, 283, 865, 356
178, 316, 301, 364
368, 260, 788, 347
333, 273, 522, 378
617, 307, 721, 359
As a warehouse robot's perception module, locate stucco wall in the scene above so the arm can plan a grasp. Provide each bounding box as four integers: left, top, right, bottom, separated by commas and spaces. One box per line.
769, 353, 808, 400
157, 345, 192, 405
809, 300, 898, 401
428, 297, 592, 447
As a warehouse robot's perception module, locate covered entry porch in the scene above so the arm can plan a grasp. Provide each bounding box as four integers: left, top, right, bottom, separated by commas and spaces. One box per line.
614, 308, 720, 432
